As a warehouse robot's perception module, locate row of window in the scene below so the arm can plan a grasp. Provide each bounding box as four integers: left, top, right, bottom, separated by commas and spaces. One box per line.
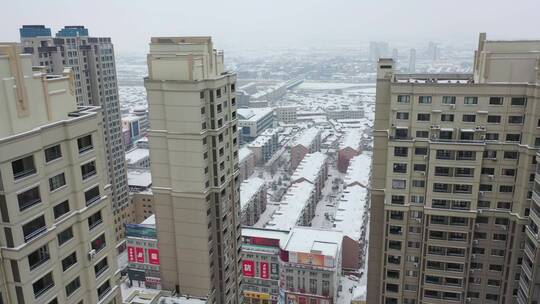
396, 112, 525, 124
32, 271, 110, 300
397, 95, 527, 106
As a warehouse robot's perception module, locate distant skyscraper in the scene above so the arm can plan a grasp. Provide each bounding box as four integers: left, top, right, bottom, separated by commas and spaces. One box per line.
427, 41, 438, 61
20, 25, 130, 244
0, 43, 120, 304
367, 33, 540, 304
145, 37, 241, 303
408, 48, 416, 73
392, 48, 398, 62
369, 41, 389, 62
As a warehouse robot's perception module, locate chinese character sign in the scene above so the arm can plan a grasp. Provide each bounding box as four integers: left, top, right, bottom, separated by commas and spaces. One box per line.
136, 247, 145, 263
260, 262, 269, 279
127, 246, 136, 262
242, 260, 255, 277
148, 248, 160, 265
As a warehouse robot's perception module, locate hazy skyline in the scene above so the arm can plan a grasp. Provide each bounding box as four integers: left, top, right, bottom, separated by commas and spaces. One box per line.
2, 0, 539, 53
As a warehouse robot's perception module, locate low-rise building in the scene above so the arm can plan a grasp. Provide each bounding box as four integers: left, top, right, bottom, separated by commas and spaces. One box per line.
248, 128, 280, 165
125, 215, 161, 289
237, 107, 275, 142
131, 191, 154, 223
126, 147, 150, 169
122, 112, 149, 150
276, 105, 298, 124
266, 181, 316, 230
240, 177, 267, 226
122, 287, 207, 304
291, 152, 328, 202
239, 147, 256, 182
290, 127, 322, 170
337, 129, 362, 173
325, 106, 363, 120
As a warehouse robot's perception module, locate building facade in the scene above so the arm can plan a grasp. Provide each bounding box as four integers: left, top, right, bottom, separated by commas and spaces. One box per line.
0, 44, 120, 304
290, 128, 322, 170
145, 37, 241, 303
240, 177, 267, 226
276, 106, 298, 124
125, 215, 161, 289
20, 25, 130, 245
367, 33, 540, 304
237, 108, 275, 143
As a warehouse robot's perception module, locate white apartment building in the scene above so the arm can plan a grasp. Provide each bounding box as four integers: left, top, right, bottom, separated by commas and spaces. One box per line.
0, 44, 120, 304
276, 105, 298, 124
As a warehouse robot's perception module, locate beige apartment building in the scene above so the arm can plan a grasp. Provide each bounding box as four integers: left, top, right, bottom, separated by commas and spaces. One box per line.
367, 33, 540, 304
0, 44, 120, 304
145, 37, 242, 303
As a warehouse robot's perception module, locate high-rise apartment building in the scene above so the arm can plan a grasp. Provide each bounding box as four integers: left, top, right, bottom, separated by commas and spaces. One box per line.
20, 25, 130, 243
145, 37, 242, 303
0, 44, 120, 304
367, 33, 540, 304
408, 48, 416, 74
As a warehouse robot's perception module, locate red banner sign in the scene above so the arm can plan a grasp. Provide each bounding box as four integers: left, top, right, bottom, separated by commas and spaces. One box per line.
127, 246, 136, 262
148, 248, 160, 265
242, 260, 255, 277
136, 247, 145, 263
260, 262, 269, 279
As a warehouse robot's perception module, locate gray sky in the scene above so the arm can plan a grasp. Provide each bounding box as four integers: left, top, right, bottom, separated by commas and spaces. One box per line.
2, 0, 539, 53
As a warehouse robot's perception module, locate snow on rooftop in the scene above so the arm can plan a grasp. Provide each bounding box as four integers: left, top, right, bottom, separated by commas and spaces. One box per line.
127, 169, 152, 188
237, 107, 274, 122
242, 227, 289, 243
266, 181, 314, 231
238, 147, 253, 163
240, 177, 265, 210
121, 284, 207, 304
291, 152, 327, 183
293, 127, 320, 147
344, 152, 372, 187
333, 185, 367, 241
141, 214, 156, 226
283, 227, 343, 258
339, 128, 362, 150
247, 134, 272, 148
125, 148, 150, 164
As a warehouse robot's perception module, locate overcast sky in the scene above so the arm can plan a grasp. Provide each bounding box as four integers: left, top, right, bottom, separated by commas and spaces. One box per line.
2, 0, 539, 53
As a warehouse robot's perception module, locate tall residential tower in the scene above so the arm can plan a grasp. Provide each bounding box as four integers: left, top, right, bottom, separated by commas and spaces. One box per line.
145, 37, 242, 303
20, 25, 130, 243
368, 33, 540, 304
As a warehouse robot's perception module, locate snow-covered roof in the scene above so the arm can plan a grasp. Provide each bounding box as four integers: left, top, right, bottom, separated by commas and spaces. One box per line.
291, 152, 327, 183
247, 134, 272, 148
127, 169, 152, 188
266, 181, 314, 231
339, 129, 362, 150
334, 185, 367, 241
125, 148, 150, 164
242, 227, 289, 243
282, 227, 343, 259
238, 147, 253, 163
344, 152, 372, 187
237, 107, 274, 122
141, 214, 156, 226
293, 127, 320, 148
240, 177, 265, 210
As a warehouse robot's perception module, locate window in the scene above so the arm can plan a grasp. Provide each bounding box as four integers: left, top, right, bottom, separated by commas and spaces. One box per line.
44, 145, 62, 163
216, 89, 222, 98
497, 201, 511, 210
396, 112, 409, 120
418, 96, 432, 104
97, 280, 111, 300
503, 151, 518, 159
91, 234, 106, 253
485, 133, 499, 141
417, 113, 430, 121
479, 184, 492, 191
462, 114, 476, 122
392, 179, 406, 189
499, 185, 513, 193
395, 128, 408, 139
28, 244, 50, 270
394, 147, 408, 157
199, 91, 205, 99
478, 200, 490, 208
481, 167, 495, 175
23, 215, 46, 242
94, 257, 109, 277
77, 135, 93, 153
416, 130, 428, 138
12, 155, 36, 180
391, 195, 405, 205
65, 277, 80, 297
81, 161, 97, 180
33, 272, 54, 298
508, 115, 524, 124
88, 211, 103, 230
61, 252, 77, 271
56, 226, 73, 247
49, 173, 66, 191
484, 150, 497, 159
393, 163, 407, 173
53, 200, 70, 219
489, 264, 503, 271
441, 114, 454, 122
510, 97, 526, 106
505, 133, 520, 142
412, 180, 425, 188
84, 186, 100, 206
397, 95, 410, 103
414, 147, 428, 155
18, 186, 41, 211
413, 164, 426, 171
489, 97, 503, 105
455, 167, 474, 177
501, 168, 516, 176
487, 115, 501, 123
442, 96, 456, 104
464, 96, 478, 105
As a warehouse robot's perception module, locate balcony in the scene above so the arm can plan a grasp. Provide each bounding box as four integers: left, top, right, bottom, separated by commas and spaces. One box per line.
521, 261, 533, 279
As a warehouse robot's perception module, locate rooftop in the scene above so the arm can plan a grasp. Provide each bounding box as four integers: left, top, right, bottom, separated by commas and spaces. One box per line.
282, 227, 343, 258
291, 152, 327, 183
238, 146, 253, 163
344, 152, 372, 187
339, 128, 362, 150
247, 134, 272, 148
237, 107, 274, 122
127, 169, 152, 188
141, 214, 156, 226
241, 227, 289, 243
240, 177, 266, 210
293, 127, 321, 147
266, 181, 314, 231
125, 148, 150, 165
333, 185, 367, 241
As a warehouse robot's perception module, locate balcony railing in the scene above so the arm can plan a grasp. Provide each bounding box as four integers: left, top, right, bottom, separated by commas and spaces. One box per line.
24, 226, 47, 242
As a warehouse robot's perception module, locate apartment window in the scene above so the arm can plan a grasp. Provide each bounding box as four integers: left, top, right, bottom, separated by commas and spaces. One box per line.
501, 168, 516, 176
485, 133, 499, 141
392, 179, 406, 189
91, 234, 106, 253
433, 183, 450, 193
503, 151, 518, 159
44, 145, 62, 163
460, 130, 474, 140
510, 97, 527, 106
455, 167, 474, 177
28, 244, 50, 270
489, 264, 503, 271
200, 91, 205, 99
481, 167, 495, 175
464, 96, 478, 105
416, 130, 428, 138
396, 112, 409, 120
439, 130, 452, 140
216, 89, 222, 98
462, 114, 476, 122
484, 150, 497, 159
417, 113, 430, 121
394, 147, 408, 157
33, 272, 54, 298
77, 135, 93, 153
457, 151, 475, 160
442, 96, 456, 104
393, 163, 407, 173
81, 161, 97, 180
49, 173, 66, 191
487, 115, 501, 123
61, 251, 77, 271
414, 147, 428, 155
489, 97, 503, 105
441, 114, 454, 122
84, 186, 100, 206
395, 128, 408, 139
418, 96, 432, 104
94, 257, 109, 277
499, 185, 513, 193
434, 167, 450, 177
23, 215, 46, 242
410, 195, 424, 204
53, 200, 70, 219
397, 95, 410, 103
508, 115, 524, 124
479, 184, 492, 191
478, 200, 490, 208
65, 277, 80, 297
413, 164, 426, 171
412, 180, 425, 188
391, 195, 405, 205
436, 150, 453, 160
12, 155, 36, 180
491, 249, 505, 257
88, 211, 103, 230
18, 186, 42, 211
454, 184, 472, 194
57, 227, 73, 246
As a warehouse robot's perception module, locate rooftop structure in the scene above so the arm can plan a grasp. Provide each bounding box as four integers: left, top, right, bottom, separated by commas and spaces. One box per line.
291, 152, 328, 183
240, 176, 266, 210
293, 127, 321, 148
266, 181, 315, 230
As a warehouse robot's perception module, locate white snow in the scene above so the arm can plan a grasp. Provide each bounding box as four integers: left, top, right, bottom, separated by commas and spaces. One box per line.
291, 152, 327, 183
333, 185, 367, 241
344, 152, 372, 187
282, 227, 342, 259
293, 127, 321, 148
339, 128, 362, 150
265, 181, 314, 231
240, 177, 265, 210
238, 146, 253, 163
237, 107, 274, 122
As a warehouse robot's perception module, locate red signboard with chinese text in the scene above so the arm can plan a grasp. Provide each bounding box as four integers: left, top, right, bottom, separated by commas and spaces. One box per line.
242, 260, 255, 277
148, 248, 160, 265
135, 247, 145, 263
260, 261, 269, 279
127, 246, 136, 262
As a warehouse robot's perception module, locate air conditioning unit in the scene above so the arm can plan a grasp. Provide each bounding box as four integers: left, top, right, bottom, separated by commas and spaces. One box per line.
423, 155, 428, 160
420, 171, 425, 176
475, 126, 486, 131
472, 254, 477, 259
87, 249, 97, 261
466, 298, 472, 303
501, 225, 507, 231
430, 125, 441, 130
450, 104, 456, 109
413, 263, 419, 268
430, 134, 438, 140
480, 135, 486, 140
473, 240, 479, 245
415, 218, 422, 223
488, 175, 494, 179
475, 223, 480, 228
479, 191, 485, 196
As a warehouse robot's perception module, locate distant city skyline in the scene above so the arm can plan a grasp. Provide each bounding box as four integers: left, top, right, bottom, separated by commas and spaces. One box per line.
2, 0, 539, 52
